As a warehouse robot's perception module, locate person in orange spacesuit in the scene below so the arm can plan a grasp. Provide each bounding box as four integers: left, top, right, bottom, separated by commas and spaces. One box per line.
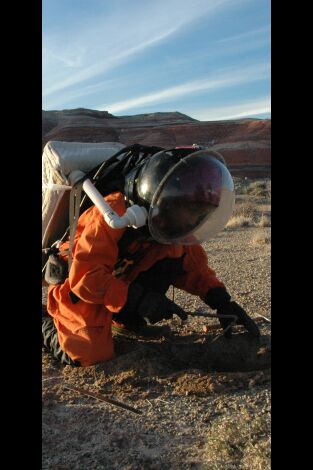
42, 148, 260, 367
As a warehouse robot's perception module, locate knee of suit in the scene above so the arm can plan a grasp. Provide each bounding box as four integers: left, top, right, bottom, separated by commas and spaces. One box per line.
58, 325, 115, 367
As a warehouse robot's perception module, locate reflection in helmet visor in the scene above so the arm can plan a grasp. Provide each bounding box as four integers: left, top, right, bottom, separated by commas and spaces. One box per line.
149, 153, 234, 244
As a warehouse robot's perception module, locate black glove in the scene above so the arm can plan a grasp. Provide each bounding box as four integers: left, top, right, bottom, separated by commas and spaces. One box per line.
115, 283, 187, 327
217, 301, 260, 338
205, 287, 260, 338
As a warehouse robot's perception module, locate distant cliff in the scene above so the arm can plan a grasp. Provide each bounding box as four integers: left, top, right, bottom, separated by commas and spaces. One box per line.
42, 108, 271, 178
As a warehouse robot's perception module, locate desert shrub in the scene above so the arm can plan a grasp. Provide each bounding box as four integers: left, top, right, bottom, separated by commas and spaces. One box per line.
226, 215, 251, 228
234, 178, 249, 195
204, 408, 271, 470
226, 201, 257, 228
266, 180, 271, 201
235, 201, 257, 218
247, 181, 269, 199
251, 230, 271, 246
257, 213, 271, 227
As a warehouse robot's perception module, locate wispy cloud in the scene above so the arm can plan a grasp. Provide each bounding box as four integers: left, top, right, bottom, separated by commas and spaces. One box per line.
188, 97, 271, 121
43, 0, 247, 98
44, 47, 87, 68
43, 27, 179, 97
102, 63, 270, 113
217, 25, 270, 43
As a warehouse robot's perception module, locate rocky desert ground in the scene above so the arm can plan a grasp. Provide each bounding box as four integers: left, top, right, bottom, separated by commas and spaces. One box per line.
42, 178, 271, 470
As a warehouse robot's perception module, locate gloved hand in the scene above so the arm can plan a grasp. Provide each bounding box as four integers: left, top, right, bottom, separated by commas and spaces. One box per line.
116, 282, 187, 327
205, 287, 260, 338
217, 301, 260, 338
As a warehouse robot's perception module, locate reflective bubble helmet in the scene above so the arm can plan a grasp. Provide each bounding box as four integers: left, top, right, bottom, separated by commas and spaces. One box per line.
125, 148, 235, 244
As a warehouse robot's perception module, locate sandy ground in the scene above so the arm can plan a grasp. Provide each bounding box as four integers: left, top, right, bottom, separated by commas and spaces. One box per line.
42, 192, 271, 469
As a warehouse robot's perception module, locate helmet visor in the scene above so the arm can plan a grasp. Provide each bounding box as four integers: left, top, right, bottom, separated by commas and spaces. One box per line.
148, 152, 235, 244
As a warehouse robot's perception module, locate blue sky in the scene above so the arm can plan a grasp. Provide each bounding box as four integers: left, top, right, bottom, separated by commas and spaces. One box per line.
42, 0, 271, 121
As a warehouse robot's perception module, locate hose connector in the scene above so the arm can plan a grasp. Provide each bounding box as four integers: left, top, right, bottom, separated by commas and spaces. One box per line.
82, 178, 148, 229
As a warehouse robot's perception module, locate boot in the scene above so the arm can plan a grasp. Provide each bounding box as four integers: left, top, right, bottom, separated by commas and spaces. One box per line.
111, 319, 171, 338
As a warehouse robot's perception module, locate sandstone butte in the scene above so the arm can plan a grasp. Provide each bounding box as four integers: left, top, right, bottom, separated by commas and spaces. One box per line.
42, 108, 271, 178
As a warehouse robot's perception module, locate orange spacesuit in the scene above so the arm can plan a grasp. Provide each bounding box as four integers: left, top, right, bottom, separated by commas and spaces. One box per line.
47, 192, 225, 366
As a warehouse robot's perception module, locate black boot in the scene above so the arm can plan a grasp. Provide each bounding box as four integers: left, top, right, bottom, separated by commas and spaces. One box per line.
42, 314, 79, 367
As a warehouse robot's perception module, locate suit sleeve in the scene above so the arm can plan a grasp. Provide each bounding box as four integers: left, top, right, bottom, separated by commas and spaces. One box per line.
172, 244, 226, 300
68, 195, 129, 313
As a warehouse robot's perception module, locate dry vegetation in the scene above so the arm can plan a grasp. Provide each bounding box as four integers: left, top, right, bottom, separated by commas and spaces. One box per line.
226, 179, 271, 229
251, 230, 271, 247
42, 177, 271, 470
204, 406, 270, 469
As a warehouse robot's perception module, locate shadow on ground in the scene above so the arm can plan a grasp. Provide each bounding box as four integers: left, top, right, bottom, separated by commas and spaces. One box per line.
113, 331, 271, 373
42, 330, 271, 403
